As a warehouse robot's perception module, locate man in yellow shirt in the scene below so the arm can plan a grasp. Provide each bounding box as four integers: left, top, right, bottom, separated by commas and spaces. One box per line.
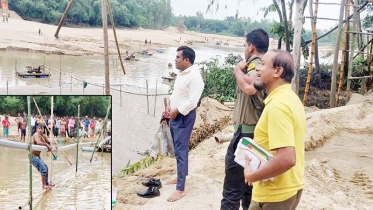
244, 49, 306, 210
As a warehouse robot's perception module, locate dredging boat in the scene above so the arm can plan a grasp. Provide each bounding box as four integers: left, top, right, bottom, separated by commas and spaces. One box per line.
15, 65, 52, 78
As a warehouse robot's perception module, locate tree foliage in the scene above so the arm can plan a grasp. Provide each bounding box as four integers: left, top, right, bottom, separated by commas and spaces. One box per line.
0, 96, 111, 118
9, 0, 172, 28
199, 54, 242, 103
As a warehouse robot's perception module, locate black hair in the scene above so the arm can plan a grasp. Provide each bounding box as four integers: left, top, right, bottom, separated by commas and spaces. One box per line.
246, 29, 269, 54
271, 49, 294, 83
176, 46, 195, 64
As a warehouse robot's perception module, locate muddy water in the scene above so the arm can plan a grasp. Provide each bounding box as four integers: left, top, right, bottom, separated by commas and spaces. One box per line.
0, 147, 111, 209
0, 45, 242, 94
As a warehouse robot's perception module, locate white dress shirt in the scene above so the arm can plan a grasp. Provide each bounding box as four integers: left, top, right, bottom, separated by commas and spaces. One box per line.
170, 64, 204, 116
31, 117, 36, 126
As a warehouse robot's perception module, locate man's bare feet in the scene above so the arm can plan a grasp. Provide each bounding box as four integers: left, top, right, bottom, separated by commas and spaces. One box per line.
166, 178, 177, 185
43, 185, 52, 190
167, 190, 185, 202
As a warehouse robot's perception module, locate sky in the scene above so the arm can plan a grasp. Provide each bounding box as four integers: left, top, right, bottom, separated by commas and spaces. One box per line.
171, 0, 344, 30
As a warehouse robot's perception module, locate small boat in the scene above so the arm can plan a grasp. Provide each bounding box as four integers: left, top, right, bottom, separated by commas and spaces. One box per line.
16, 65, 52, 78
138, 51, 153, 56
162, 72, 177, 82
123, 53, 139, 61
156, 49, 164, 53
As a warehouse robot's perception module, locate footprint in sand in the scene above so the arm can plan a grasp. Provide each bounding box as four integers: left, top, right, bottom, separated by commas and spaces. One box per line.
351, 172, 373, 199
332, 168, 342, 180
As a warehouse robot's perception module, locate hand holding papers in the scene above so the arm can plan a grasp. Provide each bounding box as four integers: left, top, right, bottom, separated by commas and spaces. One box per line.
234, 137, 274, 182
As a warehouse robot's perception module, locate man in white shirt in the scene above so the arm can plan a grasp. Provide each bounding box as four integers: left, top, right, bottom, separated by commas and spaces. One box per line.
31, 114, 36, 135
165, 46, 204, 202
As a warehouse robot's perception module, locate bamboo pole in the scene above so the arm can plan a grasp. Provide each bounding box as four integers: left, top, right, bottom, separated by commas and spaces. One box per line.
76, 104, 80, 172
346, 0, 358, 100
336, 1, 351, 106
302, 0, 319, 105
54, 0, 76, 38
367, 36, 373, 90
146, 80, 149, 114
49, 96, 54, 187
90, 101, 111, 162
330, 0, 347, 108
27, 96, 33, 210
102, 0, 110, 95
19, 177, 64, 209
32, 97, 73, 166
153, 79, 158, 117
106, 0, 126, 75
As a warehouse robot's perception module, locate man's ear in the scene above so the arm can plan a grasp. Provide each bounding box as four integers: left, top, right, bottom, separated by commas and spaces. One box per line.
274, 67, 284, 78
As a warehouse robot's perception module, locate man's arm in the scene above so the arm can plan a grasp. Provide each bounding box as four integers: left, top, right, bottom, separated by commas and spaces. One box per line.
244, 146, 296, 183
33, 135, 52, 150
233, 60, 257, 95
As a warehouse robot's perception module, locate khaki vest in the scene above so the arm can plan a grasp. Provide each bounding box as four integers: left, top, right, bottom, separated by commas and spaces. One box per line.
233, 55, 266, 125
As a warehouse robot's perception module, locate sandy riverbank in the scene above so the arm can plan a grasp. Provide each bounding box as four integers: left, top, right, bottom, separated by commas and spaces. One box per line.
0, 12, 254, 56
112, 93, 373, 210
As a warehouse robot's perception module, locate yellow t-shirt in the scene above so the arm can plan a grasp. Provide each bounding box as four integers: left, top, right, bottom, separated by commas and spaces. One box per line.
252, 84, 306, 202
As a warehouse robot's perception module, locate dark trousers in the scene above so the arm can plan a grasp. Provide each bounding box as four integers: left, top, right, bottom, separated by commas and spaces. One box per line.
221, 127, 254, 210
170, 110, 196, 191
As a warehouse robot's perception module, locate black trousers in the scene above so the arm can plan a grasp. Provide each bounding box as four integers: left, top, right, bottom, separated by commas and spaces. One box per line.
221, 127, 254, 210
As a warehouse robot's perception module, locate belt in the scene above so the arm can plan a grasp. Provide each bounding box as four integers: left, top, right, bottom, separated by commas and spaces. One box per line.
233, 124, 255, 134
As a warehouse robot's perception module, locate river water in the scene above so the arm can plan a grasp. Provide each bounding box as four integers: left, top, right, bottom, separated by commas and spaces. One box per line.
0, 147, 111, 209
0, 44, 243, 94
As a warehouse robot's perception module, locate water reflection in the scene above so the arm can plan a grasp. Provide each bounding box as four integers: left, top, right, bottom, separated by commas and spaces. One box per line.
0, 147, 111, 209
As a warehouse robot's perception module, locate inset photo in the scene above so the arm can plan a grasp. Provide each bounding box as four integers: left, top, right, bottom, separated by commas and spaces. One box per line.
0, 95, 112, 209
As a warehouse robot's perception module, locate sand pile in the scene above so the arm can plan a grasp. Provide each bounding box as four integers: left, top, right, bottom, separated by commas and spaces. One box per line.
113, 92, 373, 210
163, 26, 179, 33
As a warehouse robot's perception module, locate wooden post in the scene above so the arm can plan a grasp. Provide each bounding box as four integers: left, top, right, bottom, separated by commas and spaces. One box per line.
49, 96, 54, 186
60, 54, 62, 95
146, 80, 149, 114
27, 96, 33, 210
154, 79, 158, 117
60, 71, 62, 95
302, 0, 318, 105
102, 0, 110, 95
336, 0, 350, 106
330, 0, 346, 108
54, 0, 76, 38
76, 104, 80, 172
106, 0, 126, 75
347, 0, 357, 101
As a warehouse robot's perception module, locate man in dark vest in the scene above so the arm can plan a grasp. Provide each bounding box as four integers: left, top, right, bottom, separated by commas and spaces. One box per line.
221, 28, 269, 210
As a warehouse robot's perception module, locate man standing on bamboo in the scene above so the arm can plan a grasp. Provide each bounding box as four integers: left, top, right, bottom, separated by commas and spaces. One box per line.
32, 124, 54, 189
165, 46, 204, 202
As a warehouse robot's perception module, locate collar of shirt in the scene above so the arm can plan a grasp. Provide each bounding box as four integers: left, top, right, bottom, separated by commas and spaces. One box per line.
263, 84, 292, 105
178, 65, 194, 75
